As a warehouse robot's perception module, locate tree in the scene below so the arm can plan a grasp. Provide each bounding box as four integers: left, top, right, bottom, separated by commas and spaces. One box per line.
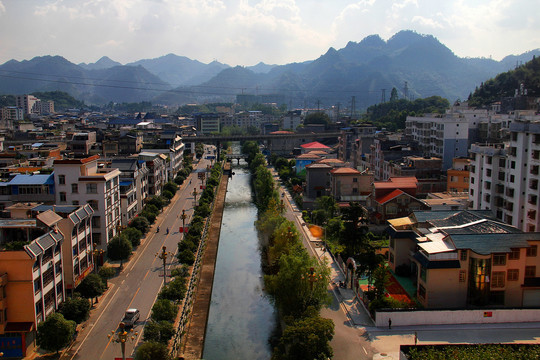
146, 196, 165, 210
315, 196, 338, 219
390, 87, 399, 101
37, 313, 76, 354
134, 341, 170, 360
162, 190, 174, 200
273, 314, 334, 360
151, 299, 178, 322
303, 112, 330, 127
163, 181, 178, 195
98, 265, 116, 287
77, 273, 105, 306
129, 216, 150, 234
59, 296, 90, 324
159, 277, 187, 301
122, 227, 142, 247
140, 210, 157, 224
107, 235, 132, 267
177, 249, 195, 265
143, 321, 176, 344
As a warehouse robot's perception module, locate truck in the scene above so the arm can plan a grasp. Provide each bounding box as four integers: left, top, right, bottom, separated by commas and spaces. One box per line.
121, 308, 140, 328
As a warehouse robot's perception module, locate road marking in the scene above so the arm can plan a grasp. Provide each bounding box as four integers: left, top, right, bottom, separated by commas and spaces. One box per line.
362, 346, 368, 355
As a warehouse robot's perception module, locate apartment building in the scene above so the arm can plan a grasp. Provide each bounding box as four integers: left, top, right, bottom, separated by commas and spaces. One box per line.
142, 130, 184, 180
138, 152, 167, 196
469, 114, 540, 232
337, 124, 377, 164
68, 132, 97, 156
194, 113, 221, 134
447, 158, 470, 193
329, 167, 373, 203
111, 158, 149, 227
282, 110, 302, 131
369, 134, 422, 180
15, 95, 41, 116
0, 207, 65, 357
388, 210, 540, 309
54, 155, 121, 250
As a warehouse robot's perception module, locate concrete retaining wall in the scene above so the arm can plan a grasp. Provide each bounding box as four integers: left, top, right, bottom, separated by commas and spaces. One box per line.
376, 308, 540, 327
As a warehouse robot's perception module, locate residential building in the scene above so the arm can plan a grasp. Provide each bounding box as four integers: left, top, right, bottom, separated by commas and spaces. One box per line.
68, 132, 97, 156
447, 158, 470, 193
305, 163, 333, 204
138, 152, 167, 196
0, 174, 56, 209
53, 155, 121, 250
142, 130, 184, 180
387, 156, 445, 196
295, 152, 322, 175
300, 141, 331, 154
194, 113, 221, 134
367, 177, 424, 223
337, 124, 377, 164
469, 114, 540, 232
0, 206, 65, 357
110, 158, 149, 227
369, 134, 422, 180
421, 192, 469, 211
329, 167, 373, 203
15, 95, 40, 116
282, 110, 302, 131
388, 210, 540, 308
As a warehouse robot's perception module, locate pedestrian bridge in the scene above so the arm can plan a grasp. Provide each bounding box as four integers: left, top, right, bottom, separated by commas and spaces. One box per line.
225, 154, 248, 163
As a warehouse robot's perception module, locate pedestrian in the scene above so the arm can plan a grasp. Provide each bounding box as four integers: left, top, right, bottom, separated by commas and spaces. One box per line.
388, 318, 392, 330
414, 331, 417, 345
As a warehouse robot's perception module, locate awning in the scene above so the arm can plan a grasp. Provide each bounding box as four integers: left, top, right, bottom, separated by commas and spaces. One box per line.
5, 322, 33, 332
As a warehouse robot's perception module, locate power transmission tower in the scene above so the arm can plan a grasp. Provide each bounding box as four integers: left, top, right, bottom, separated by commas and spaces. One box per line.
350, 96, 356, 119
403, 81, 409, 101
381, 89, 386, 103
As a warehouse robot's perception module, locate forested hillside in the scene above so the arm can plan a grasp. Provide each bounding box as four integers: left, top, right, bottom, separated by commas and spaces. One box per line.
468, 56, 540, 107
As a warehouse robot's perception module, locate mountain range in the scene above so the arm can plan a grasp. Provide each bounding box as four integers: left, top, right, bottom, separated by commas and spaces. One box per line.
0, 30, 538, 109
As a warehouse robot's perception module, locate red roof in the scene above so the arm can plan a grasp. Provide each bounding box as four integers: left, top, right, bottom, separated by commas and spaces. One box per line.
374, 177, 417, 189
301, 141, 330, 149
375, 189, 404, 204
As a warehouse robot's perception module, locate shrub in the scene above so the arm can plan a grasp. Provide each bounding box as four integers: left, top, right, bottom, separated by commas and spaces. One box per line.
194, 203, 210, 218
178, 239, 197, 253
123, 227, 142, 247
162, 190, 174, 200
151, 299, 178, 322
129, 217, 150, 234
143, 321, 176, 344
59, 296, 90, 324
140, 211, 157, 224
177, 249, 195, 265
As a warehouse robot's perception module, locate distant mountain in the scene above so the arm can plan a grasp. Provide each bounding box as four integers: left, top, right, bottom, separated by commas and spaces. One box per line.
156, 30, 540, 109
127, 54, 229, 86
0, 55, 171, 104
79, 56, 122, 70
1, 31, 539, 108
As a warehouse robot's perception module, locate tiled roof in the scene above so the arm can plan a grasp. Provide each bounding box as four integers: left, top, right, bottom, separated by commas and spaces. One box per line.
296, 153, 321, 160
376, 189, 405, 204
8, 174, 54, 186
450, 233, 538, 255
330, 167, 360, 175
374, 177, 417, 189
301, 141, 330, 149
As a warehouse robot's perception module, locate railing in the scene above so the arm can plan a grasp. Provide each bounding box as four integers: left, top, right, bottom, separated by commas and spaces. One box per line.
169, 161, 224, 358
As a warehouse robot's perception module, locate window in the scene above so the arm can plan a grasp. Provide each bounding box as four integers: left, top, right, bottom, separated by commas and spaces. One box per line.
418, 284, 426, 299
493, 254, 506, 266
352, 178, 358, 183
508, 248, 520, 260
527, 245, 538, 257
491, 271, 505, 288
72, 200, 79, 205
389, 238, 395, 249
59, 192, 66, 203
459, 270, 466, 282
460, 250, 468, 261
86, 183, 97, 194
106, 180, 111, 191
87, 200, 98, 211
58, 175, 65, 185
420, 267, 427, 283
71, 183, 78, 193
525, 266, 536, 278
92, 216, 100, 228
507, 269, 519, 281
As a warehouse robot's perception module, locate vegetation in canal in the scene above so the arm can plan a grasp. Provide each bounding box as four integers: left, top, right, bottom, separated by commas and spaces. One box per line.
242, 141, 335, 360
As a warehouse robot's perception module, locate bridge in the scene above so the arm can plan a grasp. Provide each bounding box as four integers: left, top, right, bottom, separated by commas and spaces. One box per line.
225, 154, 248, 164
181, 131, 341, 143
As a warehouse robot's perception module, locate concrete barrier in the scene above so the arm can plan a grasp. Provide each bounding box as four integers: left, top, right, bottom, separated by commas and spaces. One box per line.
376, 308, 540, 327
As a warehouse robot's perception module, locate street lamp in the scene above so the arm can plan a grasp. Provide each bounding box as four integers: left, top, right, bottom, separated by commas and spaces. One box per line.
180, 209, 187, 232
108, 322, 137, 360
156, 246, 173, 286
302, 267, 323, 291
92, 244, 105, 274
192, 187, 199, 206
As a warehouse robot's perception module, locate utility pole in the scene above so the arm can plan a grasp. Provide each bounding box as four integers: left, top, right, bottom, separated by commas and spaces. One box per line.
403, 81, 409, 101
317, 99, 320, 112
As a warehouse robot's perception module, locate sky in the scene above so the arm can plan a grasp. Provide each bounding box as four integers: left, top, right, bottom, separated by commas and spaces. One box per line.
0, 0, 539, 67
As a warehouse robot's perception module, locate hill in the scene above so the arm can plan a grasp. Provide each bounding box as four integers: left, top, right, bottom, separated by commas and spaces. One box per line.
468, 56, 540, 107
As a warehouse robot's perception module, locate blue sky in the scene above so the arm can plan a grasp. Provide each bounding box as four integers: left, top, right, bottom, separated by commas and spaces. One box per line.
0, 0, 538, 66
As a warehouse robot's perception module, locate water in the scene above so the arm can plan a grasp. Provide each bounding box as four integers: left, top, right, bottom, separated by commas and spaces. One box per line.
202, 163, 276, 360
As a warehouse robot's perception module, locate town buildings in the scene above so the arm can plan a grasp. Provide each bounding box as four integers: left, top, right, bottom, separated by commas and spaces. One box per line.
388, 210, 540, 309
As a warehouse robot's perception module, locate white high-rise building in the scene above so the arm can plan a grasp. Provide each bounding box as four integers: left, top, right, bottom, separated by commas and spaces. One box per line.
53, 155, 122, 250
469, 112, 540, 232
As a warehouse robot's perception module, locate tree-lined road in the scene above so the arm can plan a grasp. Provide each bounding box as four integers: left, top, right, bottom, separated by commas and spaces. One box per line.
62, 151, 214, 360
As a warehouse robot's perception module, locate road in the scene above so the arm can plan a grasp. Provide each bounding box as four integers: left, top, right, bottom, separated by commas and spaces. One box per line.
62, 149, 214, 360
274, 170, 374, 360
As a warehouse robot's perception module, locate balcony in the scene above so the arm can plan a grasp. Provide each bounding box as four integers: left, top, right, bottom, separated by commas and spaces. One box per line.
529, 195, 538, 206
529, 210, 537, 220
506, 188, 515, 197
530, 179, 539, 191
532, 166, 540, 176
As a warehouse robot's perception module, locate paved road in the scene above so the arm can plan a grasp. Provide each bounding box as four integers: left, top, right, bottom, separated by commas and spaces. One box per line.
62, 150, 214, 360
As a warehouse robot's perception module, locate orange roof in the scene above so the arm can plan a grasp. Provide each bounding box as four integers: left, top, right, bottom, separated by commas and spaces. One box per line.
307, 150, 330, 156
270, 130, 294, 134
376, 189, 405, 204
297, 153, 321, 160
301, 141, 330, 149
318, 158, 344, 164
374, 177, 417, 189
330, 167, 360, 175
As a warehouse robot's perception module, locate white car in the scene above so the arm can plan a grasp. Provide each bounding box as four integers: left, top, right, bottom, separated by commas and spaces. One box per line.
121, 308, 140, 328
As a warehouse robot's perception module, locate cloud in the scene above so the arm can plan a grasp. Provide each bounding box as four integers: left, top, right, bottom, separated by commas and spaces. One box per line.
411, 15, 443, 29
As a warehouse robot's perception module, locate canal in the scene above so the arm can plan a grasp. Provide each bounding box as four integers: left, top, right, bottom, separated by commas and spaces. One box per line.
202, 158, 276, 359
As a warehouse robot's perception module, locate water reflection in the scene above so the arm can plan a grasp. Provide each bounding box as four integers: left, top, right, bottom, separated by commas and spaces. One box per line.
202, 165, 276, 360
